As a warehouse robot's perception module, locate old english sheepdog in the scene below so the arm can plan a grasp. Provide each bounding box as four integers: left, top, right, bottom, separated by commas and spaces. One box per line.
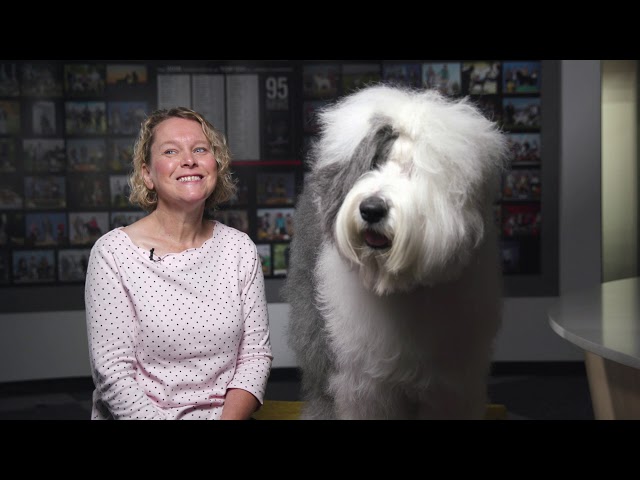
284, 84, 509, 420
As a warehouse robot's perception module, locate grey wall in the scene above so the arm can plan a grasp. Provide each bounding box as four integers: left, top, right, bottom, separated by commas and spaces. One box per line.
0, 60, 602, 382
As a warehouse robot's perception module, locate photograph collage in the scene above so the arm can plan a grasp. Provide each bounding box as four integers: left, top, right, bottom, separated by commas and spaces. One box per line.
0, 60, 543, 288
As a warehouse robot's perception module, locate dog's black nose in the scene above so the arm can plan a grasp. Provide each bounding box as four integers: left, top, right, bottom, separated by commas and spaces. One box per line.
359, 197, 388, 223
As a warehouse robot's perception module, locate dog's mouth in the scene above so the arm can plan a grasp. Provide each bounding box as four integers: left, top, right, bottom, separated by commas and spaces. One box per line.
363, 229, 391, 249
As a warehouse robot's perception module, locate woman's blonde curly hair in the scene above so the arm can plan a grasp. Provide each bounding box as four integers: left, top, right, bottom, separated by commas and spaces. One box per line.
128, 107, 236, 212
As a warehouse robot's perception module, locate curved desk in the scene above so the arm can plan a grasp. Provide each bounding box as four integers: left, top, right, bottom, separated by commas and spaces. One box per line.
548, 277, 640, 419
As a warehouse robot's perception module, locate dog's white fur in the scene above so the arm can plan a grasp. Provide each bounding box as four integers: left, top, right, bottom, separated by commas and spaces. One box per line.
285, 85, 508, 419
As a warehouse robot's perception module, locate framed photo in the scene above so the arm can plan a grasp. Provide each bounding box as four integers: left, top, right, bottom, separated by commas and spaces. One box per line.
66, 173, 109, 208
64, 63, 106, 97
12, 249, 56, 284
263, 109, 293, 159
109, 174, 131, 208
382, 63, 421, 88
107, 101, 148, 135
342, 63, 381, 96
256, 172, 295, 205
106, 64, 148, 91
0, 250, 9, 284
422, 63, 461, 96
256, 207, 294, 241
64, 101, 107, 135
462, 61, 500, 95
107, 138, 134, 173
28, 100, 60, 136
212, 209, 250, 235
502, 203, 541, 238
256, 243, 272, 277
0, 138, 18, 173
67, 138, 106, 172
23, 138, 66, 173
0, 180, 23, 209
58, 248, 91, 282
502, 169, 541, 201
506, 133, 541, 166
0, 63, 20, 96
25, 212, 68, 246
69, 212, 109, 245
24, 175, 66, 209
110, 210, 146, 229
0, 100, 20, 135
0, 212, 25, 246
502, 97, 541, 130
272, 243, 290, 276
302, 64, 339, 100
503, 61, 541, 94
20, 63, 63, 97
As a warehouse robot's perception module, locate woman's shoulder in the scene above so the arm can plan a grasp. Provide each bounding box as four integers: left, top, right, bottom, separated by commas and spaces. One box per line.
214, 221, 256, 248
91, 227, 127, 251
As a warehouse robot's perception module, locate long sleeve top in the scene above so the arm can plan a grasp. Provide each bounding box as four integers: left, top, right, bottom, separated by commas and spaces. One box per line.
85, 221, 272, 420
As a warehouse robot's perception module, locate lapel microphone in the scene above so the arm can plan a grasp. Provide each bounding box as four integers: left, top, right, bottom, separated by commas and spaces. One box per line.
149, 248, 155, 261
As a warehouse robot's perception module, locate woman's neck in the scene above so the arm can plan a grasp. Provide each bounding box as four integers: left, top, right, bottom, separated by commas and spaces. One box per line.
150, 206, 209, 249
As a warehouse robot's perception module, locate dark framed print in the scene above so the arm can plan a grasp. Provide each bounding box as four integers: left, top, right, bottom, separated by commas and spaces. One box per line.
23, 138, 66, 173
66, 173, 109, 208
0, 63, 20, 97
58, 248, 91, 282
20, 63, 63, 97
272, 243, 290, 276
382, 63, 421, 88
0, 100, 21, 135
502, 97, 541, 131
422, 62, 461, 96
24, 175, 66, 209
12, 249, 56, 284
66, 138, 106, 172
0, 179, 23, 209
256, 243, 272, 277
256, 207, 294, 241
64, 101, 107, 135
256, 172, 295, 206
0, 212, 25, 246
107, 137, 134, 173
503, 61, 541, 94
462, 61, 500, 95
64, 63, 106, 97
25, 211, 68, 246
69, 211, 109, 246
0, 138, 18, 173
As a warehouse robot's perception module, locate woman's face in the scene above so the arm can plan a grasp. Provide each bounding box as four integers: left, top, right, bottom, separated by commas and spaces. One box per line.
143, 117, 218, 210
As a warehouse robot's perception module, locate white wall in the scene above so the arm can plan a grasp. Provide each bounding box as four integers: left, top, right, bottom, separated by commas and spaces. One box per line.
602, 60, 638, 282
0, 60, 603, 382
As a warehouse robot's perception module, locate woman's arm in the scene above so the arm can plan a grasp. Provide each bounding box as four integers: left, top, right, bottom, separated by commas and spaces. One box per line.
224, 238, 273, 417
220, 388, 260, 420
85, 238, 166, 420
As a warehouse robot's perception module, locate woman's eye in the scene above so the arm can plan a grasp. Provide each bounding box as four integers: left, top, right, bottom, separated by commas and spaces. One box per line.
165, 149, 177, 155
194, 147, 206, 153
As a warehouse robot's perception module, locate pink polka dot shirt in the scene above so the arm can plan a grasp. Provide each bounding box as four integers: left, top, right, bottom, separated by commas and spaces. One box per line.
85, 221, 273, 420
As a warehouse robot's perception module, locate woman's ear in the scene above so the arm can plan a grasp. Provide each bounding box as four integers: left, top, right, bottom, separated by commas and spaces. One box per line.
142, 163, 154, 191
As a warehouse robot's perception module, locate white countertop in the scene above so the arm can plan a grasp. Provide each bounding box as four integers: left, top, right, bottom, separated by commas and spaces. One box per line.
548, 277, 640, 369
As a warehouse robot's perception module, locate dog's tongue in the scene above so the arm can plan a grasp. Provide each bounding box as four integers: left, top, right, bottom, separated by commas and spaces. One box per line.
364, 230, 391, 249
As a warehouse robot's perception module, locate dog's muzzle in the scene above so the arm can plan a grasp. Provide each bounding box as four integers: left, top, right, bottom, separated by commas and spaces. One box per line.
359, 196, 391, 249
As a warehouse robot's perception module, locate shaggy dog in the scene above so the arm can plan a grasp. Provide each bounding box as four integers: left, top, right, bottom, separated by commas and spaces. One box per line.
284, 84, 508, 420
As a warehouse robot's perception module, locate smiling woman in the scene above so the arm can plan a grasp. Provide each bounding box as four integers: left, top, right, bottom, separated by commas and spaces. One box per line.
83, 107, 273, 420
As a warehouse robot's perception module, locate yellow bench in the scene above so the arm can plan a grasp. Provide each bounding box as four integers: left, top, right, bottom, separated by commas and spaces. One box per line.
254, 400, 508, 420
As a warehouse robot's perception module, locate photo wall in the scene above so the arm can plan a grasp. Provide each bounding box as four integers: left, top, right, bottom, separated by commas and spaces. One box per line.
0, 60, 555, 305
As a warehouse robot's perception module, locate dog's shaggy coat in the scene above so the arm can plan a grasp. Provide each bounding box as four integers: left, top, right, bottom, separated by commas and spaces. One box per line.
284, 85, 508, 419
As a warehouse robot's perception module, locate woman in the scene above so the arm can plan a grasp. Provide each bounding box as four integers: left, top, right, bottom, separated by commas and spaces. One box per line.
85, 107, 272, 419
